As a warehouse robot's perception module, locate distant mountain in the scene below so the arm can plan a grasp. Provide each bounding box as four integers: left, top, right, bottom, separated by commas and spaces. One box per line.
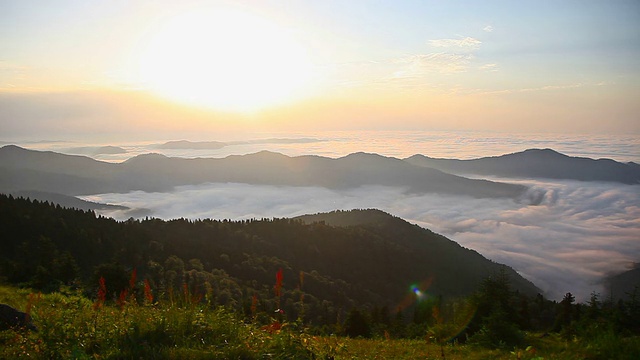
0, 145, 133, 195
604, 266, 640, 301
405, 148, 640, 184
0, 145, 526, 198
0, 195, 541, 318
10, 190, 128, 211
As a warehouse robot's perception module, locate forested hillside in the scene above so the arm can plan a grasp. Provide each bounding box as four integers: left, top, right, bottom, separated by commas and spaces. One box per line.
1, 194, 536, 324
2, 194, 640, 358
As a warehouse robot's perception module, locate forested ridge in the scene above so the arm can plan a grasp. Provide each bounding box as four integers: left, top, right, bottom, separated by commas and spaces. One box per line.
1, 193, 639, 355
1, 192, 532, 316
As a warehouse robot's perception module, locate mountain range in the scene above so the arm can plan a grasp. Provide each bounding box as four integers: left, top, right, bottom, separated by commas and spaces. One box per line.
405, 148, 640, 184
0, 145, 525, 198
2, 145, 638, 208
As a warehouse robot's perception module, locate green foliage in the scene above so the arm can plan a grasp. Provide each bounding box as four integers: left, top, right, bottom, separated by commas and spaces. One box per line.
343, 308, 371, 338
469, 307, 524, 349
1, 284, 639, 359
0, 284, 319, 359
0, 194, 537, 329
466, 268, 526, 348
2, 194, 640, 358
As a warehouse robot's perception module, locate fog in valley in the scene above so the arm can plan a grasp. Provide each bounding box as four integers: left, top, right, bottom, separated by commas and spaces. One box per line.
84, 176, 640, 302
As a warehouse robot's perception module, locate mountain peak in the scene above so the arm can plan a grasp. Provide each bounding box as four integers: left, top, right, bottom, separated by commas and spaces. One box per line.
123, 153, 169, 164
341, 152, 387, 159
241, 150, 290, 159
405, 148, 639, 184
1, 144, 23, 150
520, 148, 564, 156
296, 208, 398, 227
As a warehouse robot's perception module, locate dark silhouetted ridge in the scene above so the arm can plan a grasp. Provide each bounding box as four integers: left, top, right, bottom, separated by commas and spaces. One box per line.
0, 146, 528, 198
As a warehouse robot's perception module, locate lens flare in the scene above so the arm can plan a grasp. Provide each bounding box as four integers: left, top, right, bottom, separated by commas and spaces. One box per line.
397, 277, 478, 342
397, 277, 435, 312
411, 284, 424, 299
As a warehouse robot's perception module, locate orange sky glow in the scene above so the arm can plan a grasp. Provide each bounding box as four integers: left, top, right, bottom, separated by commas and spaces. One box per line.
1, 0, 639, 139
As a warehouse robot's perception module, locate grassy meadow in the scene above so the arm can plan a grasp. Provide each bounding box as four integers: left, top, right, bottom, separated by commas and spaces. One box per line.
2, 284, 638, 359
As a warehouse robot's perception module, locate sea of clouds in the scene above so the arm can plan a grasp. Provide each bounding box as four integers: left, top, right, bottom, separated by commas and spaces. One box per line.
84, 177, 640, 302
11, 130, 639, 301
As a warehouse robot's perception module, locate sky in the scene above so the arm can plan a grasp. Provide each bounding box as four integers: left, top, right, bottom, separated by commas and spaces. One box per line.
1, 0, 639, 139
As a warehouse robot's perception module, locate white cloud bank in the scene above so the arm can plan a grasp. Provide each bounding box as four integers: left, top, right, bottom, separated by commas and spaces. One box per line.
84, 178, 640, 302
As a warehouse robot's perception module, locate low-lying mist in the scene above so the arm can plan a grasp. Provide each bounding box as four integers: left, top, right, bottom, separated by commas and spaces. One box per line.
83, 179, 639, 302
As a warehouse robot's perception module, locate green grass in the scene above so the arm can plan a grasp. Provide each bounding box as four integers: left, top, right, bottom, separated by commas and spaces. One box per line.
1, 285, 638, 359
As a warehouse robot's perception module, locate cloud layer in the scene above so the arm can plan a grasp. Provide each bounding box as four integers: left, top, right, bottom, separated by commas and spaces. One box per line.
429, 37, 482, 49
84, 178, 640, 302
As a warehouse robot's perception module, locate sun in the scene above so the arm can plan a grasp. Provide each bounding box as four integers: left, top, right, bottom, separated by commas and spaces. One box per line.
135, 7, 312, 113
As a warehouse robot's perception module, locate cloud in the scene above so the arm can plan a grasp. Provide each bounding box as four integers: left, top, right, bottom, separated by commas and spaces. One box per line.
483, 25, 494, 32
429, 37, 482, 49
393, 53, 474, 75
0, 61, 29, 89
459, 82, 603, 97
385, 36, 482, 83
479, 63, 498, 72
84, 178, 640, 302
0, 61, 27, 72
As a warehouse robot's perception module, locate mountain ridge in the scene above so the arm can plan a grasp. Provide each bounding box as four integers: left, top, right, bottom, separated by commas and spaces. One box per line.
0, 194, 541, 315
405, 148, 640, 184
0, 145, 526, 198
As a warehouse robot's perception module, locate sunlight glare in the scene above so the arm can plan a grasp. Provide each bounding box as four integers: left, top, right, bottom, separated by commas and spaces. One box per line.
137, 7, 312, 112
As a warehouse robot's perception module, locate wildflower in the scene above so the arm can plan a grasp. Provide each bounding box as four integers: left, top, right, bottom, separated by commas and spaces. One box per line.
93, 277, 106, 310
274, 268, 283, 297
183, 283, 189, 304
144, 279, 153, 304
117, 289, 128, 310
299, 271, 304, 289
251, 294, 258, 319
129, 268, 137, 289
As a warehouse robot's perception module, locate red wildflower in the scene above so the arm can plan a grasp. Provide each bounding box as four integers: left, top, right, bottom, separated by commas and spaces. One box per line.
183, 283, 189, 304
274, 268, 283, 297
250, 294, 258, 318
117, 289, 128, 310
144, 279, 153, 304
129, 268, 137, 290
260, 321, 282, 333
93, 277, 107, 310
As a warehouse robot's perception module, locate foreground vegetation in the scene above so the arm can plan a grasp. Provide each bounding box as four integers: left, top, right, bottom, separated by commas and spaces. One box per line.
1, 195, 639, 358
2, 284, 639, 359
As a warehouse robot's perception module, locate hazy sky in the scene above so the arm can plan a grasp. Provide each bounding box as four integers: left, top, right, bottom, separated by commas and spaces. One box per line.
1, 0, 639, 138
